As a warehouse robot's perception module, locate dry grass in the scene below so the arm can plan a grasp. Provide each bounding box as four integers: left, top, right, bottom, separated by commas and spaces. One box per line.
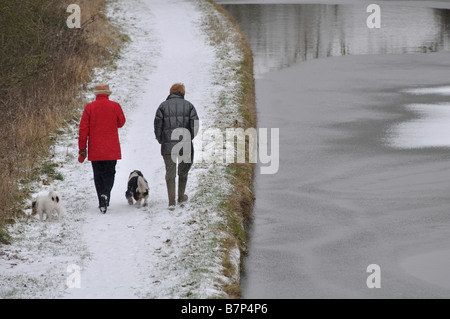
202, 0, 257, 298
0, 0, 124, 243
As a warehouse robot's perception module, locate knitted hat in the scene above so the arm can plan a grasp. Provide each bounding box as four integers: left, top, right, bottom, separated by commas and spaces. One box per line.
94, 83, 112, 96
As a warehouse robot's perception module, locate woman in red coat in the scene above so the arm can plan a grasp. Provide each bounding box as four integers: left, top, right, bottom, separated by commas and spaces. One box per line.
78, 83, 126, 213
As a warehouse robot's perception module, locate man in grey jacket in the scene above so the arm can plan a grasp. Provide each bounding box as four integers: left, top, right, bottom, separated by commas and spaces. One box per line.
154, 83, 199, 210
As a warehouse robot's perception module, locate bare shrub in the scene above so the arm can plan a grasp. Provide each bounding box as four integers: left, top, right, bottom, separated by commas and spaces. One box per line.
0, 0, 123, 228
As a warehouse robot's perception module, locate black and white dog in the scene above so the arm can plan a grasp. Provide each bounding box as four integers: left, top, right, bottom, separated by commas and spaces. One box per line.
31, 190, 62, 222
125, 170, 149, 208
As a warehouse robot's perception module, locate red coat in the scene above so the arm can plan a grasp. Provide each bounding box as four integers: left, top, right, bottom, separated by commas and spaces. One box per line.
78, 94, 126, 161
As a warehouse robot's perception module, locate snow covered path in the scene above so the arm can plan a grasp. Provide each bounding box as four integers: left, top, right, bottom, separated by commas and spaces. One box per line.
0, 0, 243, 299
66, 0, 218, 299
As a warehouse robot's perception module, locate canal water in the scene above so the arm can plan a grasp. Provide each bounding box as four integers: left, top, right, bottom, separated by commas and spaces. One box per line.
222, 2, 450, 77
219, 1, 450, 298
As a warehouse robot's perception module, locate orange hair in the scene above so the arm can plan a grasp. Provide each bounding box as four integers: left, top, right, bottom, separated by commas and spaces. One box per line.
170, 83, 185, 96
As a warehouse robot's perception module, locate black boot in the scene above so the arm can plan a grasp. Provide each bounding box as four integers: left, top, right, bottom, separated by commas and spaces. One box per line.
178, 175, 188, 204
99, 194, 108, 214
166, 179, 176, 210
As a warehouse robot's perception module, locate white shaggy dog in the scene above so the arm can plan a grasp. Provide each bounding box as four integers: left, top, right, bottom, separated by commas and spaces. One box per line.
125, 170, 149, 208
31, 190, 62, 222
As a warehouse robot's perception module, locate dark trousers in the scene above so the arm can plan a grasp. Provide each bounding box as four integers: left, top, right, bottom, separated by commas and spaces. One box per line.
91, 160, 117, 207
163, 155, 192, 181
163, 155, 192, 205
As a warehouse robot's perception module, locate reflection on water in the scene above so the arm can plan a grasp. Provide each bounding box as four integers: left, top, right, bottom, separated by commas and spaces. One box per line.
386, 102, 450, 148
222, 4, 450, 76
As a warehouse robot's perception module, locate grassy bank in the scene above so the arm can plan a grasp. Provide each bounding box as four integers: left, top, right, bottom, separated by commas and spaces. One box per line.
0, 0, 124, 243
196, 0, 256, 298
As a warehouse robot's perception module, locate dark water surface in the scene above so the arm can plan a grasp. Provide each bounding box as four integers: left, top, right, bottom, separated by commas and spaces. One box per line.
222, 3, 450, 76
220, 2, 450, 298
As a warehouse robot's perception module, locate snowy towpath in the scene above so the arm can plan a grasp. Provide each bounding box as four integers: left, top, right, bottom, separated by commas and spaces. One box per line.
0, 0, 242, 299
66, 0, 219, 299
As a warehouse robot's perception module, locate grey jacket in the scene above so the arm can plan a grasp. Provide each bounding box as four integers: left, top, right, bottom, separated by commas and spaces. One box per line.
154, 93, 199, 156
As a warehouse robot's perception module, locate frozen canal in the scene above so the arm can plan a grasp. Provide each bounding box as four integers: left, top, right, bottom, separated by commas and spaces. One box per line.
219, 0, 450, 298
